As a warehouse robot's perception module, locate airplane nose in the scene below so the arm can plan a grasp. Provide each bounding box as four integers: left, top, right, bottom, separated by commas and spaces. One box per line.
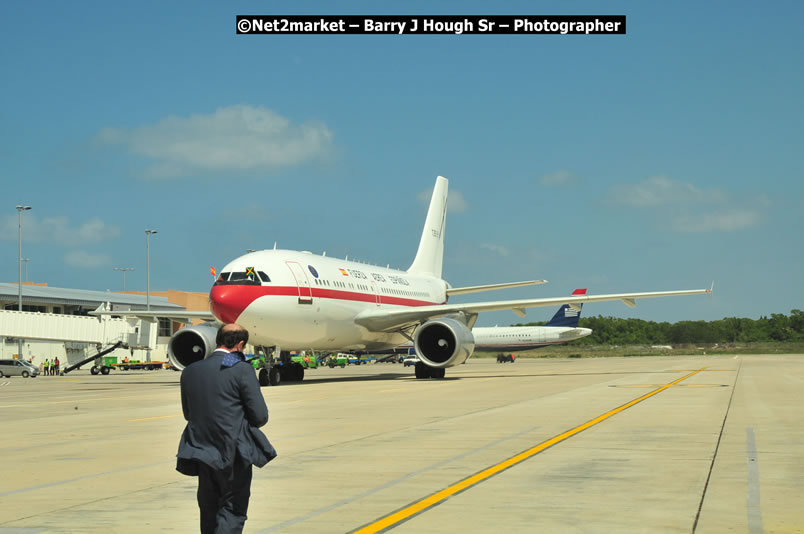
210, 285, 259, 324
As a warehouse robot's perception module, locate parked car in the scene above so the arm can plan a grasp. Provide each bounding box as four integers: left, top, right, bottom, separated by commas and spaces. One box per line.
0, 359, 40, 378
403, 356, 420, 367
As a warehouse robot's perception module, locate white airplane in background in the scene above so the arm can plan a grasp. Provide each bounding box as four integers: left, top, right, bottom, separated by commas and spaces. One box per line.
95, 176, 711, 385
474, 290, 592, 351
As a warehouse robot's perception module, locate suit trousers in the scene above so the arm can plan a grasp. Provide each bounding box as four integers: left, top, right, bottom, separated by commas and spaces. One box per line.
196, 459, 253, 534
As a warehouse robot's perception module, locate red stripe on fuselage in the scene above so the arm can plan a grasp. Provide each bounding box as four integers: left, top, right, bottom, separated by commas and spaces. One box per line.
209, 284, 438, 323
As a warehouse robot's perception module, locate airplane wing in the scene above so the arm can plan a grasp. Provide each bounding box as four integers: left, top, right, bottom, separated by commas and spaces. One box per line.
446, 279, 547, 296
354, 288, 712, 332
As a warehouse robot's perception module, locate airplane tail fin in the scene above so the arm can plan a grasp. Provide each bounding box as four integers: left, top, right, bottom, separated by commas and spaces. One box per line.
545, 288, 587, 327
408, 176, 448, 278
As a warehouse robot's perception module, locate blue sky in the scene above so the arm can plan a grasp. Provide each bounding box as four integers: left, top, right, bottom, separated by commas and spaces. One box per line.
1, 1, 802, 326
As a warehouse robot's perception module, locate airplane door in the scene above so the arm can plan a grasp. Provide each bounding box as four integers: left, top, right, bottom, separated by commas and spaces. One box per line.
370, 281, 380, 306
285, 261, 313, 304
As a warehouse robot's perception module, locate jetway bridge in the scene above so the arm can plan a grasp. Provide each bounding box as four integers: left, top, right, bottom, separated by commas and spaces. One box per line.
0, 309, 157, 349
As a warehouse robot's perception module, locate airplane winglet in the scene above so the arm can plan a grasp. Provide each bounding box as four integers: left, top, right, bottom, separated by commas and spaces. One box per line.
709, 281, 714, 294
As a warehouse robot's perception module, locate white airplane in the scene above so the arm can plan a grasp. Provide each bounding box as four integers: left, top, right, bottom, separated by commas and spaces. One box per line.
95, 176, 711, 385
474, 290, 592, 351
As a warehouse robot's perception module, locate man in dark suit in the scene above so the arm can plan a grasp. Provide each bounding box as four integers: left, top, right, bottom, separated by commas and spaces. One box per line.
176, 323, 272, 533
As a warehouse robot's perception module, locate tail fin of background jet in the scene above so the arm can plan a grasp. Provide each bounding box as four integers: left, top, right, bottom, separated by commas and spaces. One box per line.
545, 288, 587, 327
408, 176, 448, 279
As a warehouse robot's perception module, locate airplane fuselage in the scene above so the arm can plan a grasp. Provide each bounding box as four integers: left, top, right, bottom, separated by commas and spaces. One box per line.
471, 325, 592, 351
210, 250, 447, 351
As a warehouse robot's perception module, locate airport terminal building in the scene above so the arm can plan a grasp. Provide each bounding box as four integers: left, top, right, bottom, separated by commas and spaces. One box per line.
0, 282, 209, 367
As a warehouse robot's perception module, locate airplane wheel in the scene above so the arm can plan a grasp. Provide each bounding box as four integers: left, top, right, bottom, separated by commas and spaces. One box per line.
433, 368, 446, 379
101, 366, 111, 375
269, 367, 281, 386
258, 368, 269, 387
90, 366, 99, 375
295, 363, 304, 381
415, 362, 431, 379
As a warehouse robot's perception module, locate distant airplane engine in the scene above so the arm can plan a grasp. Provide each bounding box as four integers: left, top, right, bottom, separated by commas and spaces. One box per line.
414, 318, 475, 368
168, 321, 219, 370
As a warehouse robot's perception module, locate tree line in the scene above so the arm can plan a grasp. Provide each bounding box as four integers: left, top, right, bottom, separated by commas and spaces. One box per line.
519, 310, 804, 345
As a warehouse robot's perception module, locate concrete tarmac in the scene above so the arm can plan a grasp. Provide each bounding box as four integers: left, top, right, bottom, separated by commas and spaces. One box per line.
1, 355, 802, 533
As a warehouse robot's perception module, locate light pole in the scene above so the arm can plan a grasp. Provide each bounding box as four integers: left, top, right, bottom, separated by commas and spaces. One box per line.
21, 258, 30, 281
16, 205, 31, 360
145, 230, 157, 311
114, 267, 135, 292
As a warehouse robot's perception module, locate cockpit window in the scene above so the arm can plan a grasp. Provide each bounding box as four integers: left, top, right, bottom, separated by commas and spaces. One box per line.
230, 271, 258, 282
214, 269, 266, 286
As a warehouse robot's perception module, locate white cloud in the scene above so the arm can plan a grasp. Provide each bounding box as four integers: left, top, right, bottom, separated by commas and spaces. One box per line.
608, 176, 763, 233
480, 243, 510, 257
98, 105, 333, 179
540, 170, 578, 187
611, 176, 727, 207
0, 216, 120, 245
65, 251, 112, 269
672, 210, 760, 233
417, 188, 468, 213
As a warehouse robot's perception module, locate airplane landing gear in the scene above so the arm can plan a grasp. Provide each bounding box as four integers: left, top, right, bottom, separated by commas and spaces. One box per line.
269, 366, 281, 386
254, 346, 301, 386
415, 362, 445, 379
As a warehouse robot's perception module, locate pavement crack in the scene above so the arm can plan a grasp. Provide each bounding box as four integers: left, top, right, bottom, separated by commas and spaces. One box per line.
691, 359, 742, 533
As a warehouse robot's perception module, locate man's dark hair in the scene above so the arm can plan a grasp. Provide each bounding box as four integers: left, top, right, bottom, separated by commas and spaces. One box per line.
216, 324, 249, 349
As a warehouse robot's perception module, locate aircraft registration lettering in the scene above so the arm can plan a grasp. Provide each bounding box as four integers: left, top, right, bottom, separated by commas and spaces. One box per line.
348, 269, 368, 279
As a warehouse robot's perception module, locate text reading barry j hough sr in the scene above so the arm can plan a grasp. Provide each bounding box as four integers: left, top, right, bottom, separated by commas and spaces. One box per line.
236, 15, 626, 35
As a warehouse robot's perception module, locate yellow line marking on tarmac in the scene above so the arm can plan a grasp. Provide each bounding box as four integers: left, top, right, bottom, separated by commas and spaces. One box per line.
0, 405, 24, 409
352, 367, 707, 534
611, 384, 665, 388
610, 383, 725, 388
128, 413, 182, 422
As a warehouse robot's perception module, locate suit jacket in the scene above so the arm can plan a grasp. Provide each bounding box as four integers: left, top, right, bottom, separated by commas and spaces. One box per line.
176, 350, 273, 476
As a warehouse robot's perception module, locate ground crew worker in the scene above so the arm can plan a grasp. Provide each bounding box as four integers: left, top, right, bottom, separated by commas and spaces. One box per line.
48, 359, 54, 376
43, 359, 49, 376
54, 357, 60, 376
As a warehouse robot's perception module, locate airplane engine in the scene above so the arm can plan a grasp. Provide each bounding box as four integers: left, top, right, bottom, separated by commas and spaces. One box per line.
414, 318, 475, 368
168, 321, 219, 371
